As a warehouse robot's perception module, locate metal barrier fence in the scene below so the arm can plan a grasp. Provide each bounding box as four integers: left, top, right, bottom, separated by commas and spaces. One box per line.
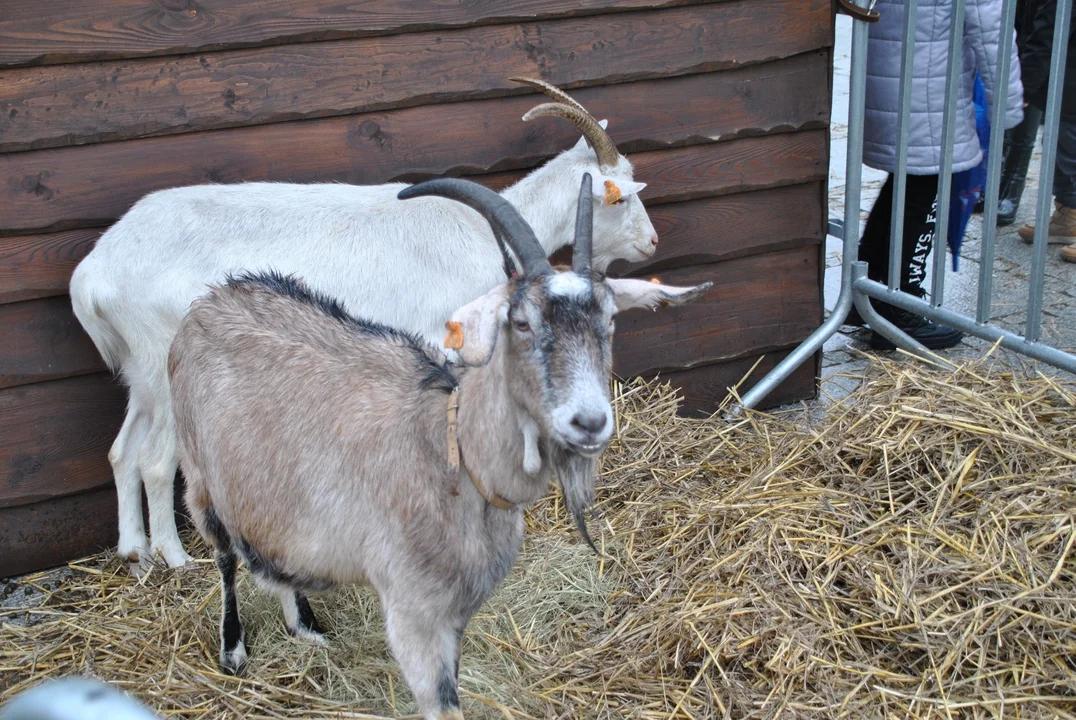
738, 0, 1076, 412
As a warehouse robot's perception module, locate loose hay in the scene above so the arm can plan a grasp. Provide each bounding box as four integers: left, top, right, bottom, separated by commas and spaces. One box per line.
2, 354, 1075, 719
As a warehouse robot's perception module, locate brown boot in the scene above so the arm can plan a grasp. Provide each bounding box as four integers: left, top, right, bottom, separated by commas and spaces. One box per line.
1061, 243, 1076, 263
1019, 202, 1076, 244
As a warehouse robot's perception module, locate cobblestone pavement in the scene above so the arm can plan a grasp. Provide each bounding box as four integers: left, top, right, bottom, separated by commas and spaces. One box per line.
813, 16, 1075, 406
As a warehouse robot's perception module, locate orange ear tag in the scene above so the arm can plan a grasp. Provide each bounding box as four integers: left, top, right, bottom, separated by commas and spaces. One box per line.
603, 180, 622, 205
649, 277, 662, 285
444, 321, 464, 350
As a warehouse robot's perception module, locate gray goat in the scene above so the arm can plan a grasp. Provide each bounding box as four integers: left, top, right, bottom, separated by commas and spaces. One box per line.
167, 174, 710, 720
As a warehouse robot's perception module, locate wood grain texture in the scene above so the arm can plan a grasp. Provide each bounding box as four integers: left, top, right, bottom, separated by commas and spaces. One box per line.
613, 246, 822, 378
0, 486, 117, 577
1, 121, 827, 233
0, 0, 832, 151
0, 478, 193, 576
0, 373, 125, 509
0, 297, 107, 390
608, 182, 825, 277
657, 347, 819, 417
0, 0, 716, 68
0, 228, 102, 304
479, 130, 827, 201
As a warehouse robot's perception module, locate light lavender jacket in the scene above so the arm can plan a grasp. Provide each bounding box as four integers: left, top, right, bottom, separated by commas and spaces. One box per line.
863, 0, 1025, 175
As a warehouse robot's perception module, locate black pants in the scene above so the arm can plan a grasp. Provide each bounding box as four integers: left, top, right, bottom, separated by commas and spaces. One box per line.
858, 174, 938, 295
1053, 115, 1076, 209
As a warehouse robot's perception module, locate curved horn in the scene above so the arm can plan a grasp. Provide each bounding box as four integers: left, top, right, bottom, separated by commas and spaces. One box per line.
572, 173, 594, 276
522, 102, 620, 170
397, 179, 551, 277
510, 77, 589, 115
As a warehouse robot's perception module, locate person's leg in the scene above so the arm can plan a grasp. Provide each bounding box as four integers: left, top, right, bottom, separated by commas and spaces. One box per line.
1018, 113, 1076, 245
1054, 116, 1076, 262
857, 174, 895, 284
855, 174, 943, 295
895, 174, 939, 296
998, 105, 1042, 225
867, 174, 965, 350
850, 173, 937, 310
842, 175, 893, 326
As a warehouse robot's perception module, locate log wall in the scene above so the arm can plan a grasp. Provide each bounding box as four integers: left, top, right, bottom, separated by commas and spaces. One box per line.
0, 0, 834, 576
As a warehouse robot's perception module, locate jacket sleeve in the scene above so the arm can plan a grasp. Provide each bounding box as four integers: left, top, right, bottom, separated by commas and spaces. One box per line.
967, 0, 1025, 128
1020, 0, 1057, 107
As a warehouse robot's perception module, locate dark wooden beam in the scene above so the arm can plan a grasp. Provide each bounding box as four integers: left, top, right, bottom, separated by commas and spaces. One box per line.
613, 246, 822, 378
0, 296, 107, 389
608, 182, 825, 277
655, 347, 819, 417
0, 373, 125, 509
0, 0, 726, 68
0, 228, 102, 304
0, 486, 118, 577
0, 1, 832, 151
1, 114, 827, 232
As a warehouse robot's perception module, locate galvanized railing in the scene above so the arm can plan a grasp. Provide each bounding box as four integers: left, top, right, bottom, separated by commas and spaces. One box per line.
738, 0, 1076, 412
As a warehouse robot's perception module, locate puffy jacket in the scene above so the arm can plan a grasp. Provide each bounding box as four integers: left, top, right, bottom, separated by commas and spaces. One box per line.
1019, 0, 1076, 119
863, 0, 1025, 175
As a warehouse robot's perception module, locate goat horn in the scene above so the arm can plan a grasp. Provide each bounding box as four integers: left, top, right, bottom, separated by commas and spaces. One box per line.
522, 102, 620, 171
510, 77, 590, 115
572, 173, 594, 277
397, 179, 551, 277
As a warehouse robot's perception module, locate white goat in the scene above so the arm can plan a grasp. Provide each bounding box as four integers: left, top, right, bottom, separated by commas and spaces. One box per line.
168, 175, 708, 720
69, 79, 659, 572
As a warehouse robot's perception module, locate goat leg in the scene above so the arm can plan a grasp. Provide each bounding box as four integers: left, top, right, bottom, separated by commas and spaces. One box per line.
279, 590, 328, 645
215, 550, 248, 675
383, 602, 466, 720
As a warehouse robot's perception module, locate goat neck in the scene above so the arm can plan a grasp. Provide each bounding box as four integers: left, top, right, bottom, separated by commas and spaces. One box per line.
499, 156, 581, 260
451, 340, 554, 511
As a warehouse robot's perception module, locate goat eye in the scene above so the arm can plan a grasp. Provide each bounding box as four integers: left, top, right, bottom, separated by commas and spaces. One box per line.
514, 318, 530, 332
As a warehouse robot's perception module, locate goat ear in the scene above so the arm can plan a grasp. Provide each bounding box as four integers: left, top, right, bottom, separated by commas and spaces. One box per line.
591, 175, 646, 204
606, 278, 713, 313
447, 285, 510, 366
571, 119, 610, 151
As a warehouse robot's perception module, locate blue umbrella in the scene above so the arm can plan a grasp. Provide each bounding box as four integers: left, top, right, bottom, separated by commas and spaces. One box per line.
948, 73, 990, 271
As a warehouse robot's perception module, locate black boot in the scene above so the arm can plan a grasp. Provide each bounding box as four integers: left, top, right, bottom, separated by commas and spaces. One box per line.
976, 129, 1014, 215
843, 298, 963, 350
997, 151, 1032, 225
997, 107, 1041, 226
842, 304, 866, 327
868, 295, 963, 350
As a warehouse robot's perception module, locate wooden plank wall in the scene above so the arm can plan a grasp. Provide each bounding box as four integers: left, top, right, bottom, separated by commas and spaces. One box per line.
0, 0, 834, 576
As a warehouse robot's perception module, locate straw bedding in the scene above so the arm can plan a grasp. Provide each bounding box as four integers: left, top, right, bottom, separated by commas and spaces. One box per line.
2, 353, 1075, 719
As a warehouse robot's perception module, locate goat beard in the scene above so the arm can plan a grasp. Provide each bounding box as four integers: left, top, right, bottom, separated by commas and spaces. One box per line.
548, 444, 601, 555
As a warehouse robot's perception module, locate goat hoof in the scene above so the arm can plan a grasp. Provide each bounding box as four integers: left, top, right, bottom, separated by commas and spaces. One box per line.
127, 554, 159, 580
117, 536, 149, 571
150, 539, 194, 569
220, 642, 249, 675
287, 625, 329, 646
